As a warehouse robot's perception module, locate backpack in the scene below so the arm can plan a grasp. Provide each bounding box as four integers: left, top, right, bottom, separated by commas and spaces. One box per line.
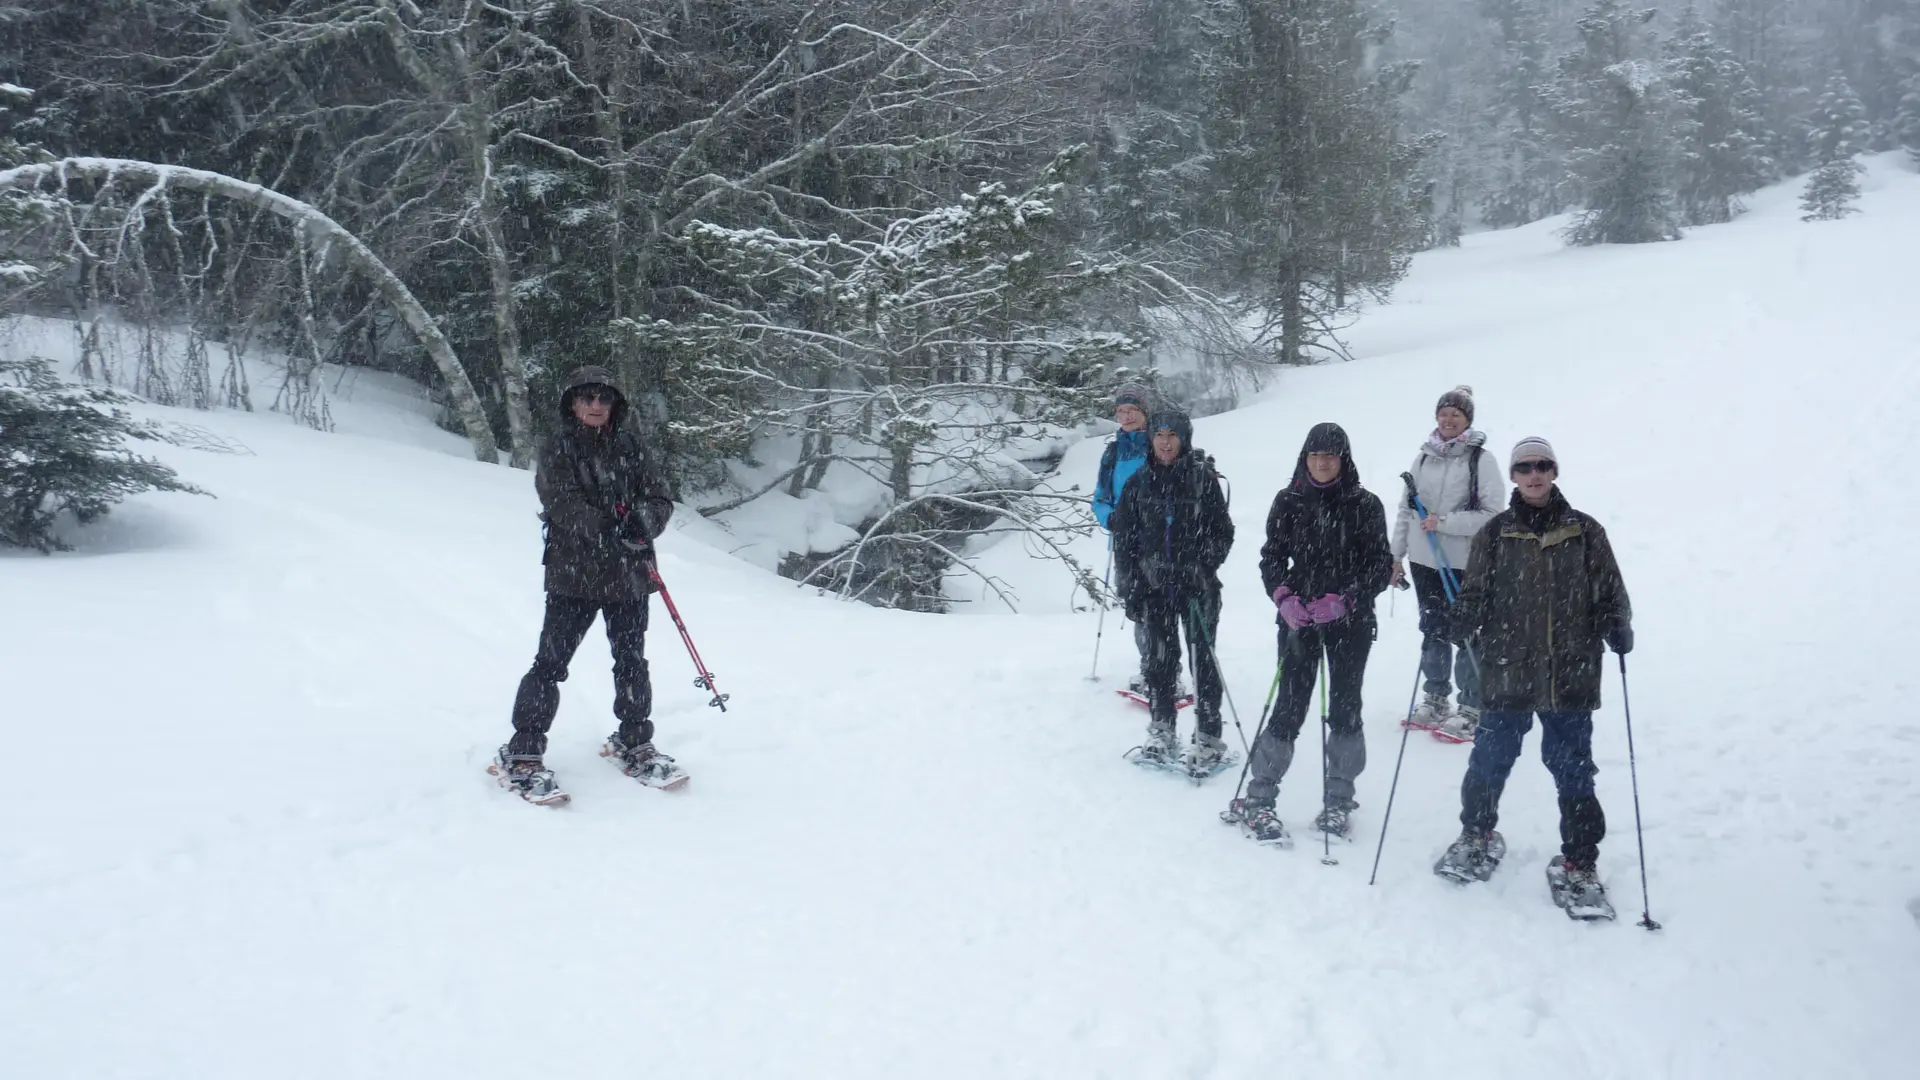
1191, 448, 1229, 508
1408, 444, 1483, 513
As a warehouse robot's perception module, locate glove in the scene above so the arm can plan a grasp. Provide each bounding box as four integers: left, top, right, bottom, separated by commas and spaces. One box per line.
611, 506, 652, 550
1307, 593, 1349, 625
1271, 585, 1293, 608
1606, 621, 1634, 655
1279, 595, 1313, 630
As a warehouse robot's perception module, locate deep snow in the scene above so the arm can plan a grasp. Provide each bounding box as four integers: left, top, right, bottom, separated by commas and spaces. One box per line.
5, 158, 1918, 1078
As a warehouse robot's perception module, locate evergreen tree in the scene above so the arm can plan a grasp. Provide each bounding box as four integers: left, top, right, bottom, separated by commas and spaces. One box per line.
1478, 0, 1566, 227
1546, 1, 1682, 245
1799, 158, 1863, 220
1200, 0, 1431, 362
1665, 6, 1776, 225
1800, 75, 1869, 221
0, 356, 209, 553
1895, 70, 1920, 161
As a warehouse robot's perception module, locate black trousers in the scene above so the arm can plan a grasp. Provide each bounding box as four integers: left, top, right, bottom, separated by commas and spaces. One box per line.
507, 594, 652, 757
1139, 588, 1224, 737
1245, 621, 1373, 808
1411, 562, 1481, 707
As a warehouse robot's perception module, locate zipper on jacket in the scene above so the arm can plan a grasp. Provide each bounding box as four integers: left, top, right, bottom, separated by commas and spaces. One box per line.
1545, 533, 1557, 709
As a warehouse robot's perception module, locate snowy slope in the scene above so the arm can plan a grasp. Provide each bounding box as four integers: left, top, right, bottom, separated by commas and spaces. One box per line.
6, 159, 1918, 1079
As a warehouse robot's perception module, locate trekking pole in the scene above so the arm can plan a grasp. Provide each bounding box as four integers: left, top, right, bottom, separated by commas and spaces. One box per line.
1088, 548, 1113, 681
1189, 597, 1253, 754
1226, 644, 1287, 804
647, 564, 729, 712
1368, 657, 1427, 885
1405, 475, 1488, 694
1619, 654, 1661, 931
1317, 652, 1337, 866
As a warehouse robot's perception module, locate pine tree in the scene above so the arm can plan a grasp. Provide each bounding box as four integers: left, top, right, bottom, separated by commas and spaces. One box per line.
1201, 0, 1431, 362
1546, 2, 1682, 245
1665, 6, 1776, 225
1478, 0, 1565, 227
0, 357, 209, 553
1800, 75, 1870, 221
1896, 70, 1920, 163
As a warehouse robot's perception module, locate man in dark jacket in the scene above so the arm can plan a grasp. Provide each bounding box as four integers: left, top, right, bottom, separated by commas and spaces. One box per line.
491, 366, 678, 802
1229, 423, 1393, 843
1109, 409, 1234, 772
1435, 437, 1632, 912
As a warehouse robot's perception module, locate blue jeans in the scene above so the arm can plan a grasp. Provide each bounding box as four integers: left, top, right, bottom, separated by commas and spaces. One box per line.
1459, 709, 1606, 866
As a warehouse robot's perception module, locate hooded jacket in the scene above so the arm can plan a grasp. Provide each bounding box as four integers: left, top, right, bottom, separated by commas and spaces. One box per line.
1092, 428, 1150, 530
1110, 416, 1233, 609
1257, 424, 1393, 629
536, 366, 675, 603
1452, 486, 1632, 712
1391, 429, 1506, 571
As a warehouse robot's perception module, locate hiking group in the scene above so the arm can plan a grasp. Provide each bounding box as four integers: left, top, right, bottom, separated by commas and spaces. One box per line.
483, 367, 1636, 920
1093, 382, 1634, 918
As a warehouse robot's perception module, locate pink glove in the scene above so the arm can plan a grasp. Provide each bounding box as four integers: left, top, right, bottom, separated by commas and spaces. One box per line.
1271, 585, 1293, 607
1307, 593, 1349, 624
1279, 595, 1313, 630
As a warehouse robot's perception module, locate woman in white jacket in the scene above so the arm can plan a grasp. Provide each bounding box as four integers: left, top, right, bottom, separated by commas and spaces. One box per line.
1389, 386, 1506, 741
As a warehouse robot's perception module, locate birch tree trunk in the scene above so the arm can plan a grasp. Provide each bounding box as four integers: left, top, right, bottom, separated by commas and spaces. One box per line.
0, 158, 501, 463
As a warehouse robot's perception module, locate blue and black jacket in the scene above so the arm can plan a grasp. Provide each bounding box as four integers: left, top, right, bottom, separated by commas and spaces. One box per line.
1093, 429, 1150, 530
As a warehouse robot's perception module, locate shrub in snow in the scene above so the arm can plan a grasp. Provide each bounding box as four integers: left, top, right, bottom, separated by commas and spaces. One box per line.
1799, 159, 1864, 221
0, 356, 207, 553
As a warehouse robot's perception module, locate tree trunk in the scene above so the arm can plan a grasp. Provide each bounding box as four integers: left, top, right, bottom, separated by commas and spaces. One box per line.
459, 8, 535, 468
0, 158, 500, 462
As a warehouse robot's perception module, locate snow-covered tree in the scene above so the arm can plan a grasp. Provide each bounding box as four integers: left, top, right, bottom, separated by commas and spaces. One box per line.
1546, 1, 1682, 245
1801, 76, 1869, 221
1478, 0, 1567, 227
1665, 6, 1776, 225
1900, 71, 1920, 162
1201, 0, 1432, 362
0, 355, 208, 553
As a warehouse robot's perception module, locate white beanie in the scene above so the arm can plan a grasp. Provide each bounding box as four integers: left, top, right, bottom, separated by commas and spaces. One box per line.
1510, 436, 1558, 469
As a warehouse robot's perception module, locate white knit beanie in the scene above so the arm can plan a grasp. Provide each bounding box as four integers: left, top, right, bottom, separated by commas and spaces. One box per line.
1509, 436, 1558, 469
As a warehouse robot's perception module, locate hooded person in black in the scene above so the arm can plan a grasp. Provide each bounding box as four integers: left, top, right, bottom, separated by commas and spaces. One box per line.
1228, 423, 1393, 844
492, 366, 681, 803
1109, 409, 1235, 770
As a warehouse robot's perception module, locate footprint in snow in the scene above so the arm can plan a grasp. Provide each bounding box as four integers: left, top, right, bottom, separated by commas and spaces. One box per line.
1908, 897, 1920, 929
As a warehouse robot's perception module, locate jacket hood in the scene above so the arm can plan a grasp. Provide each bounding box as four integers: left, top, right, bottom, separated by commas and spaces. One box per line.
560, 365, 627, 429
1291, 422, 1360, 491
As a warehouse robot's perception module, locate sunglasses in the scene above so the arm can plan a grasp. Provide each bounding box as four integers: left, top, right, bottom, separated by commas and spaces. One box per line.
574, 387, 618, 406
1511, 460, 1557, 476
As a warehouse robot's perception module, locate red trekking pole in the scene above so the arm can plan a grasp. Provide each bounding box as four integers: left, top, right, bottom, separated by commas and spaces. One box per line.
647, 564, 729, 712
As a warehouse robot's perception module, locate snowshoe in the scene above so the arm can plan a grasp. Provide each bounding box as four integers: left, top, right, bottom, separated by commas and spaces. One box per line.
1403, 692, 1451, 732
1433, 705, 1480, 744
488, 746, 569, 806
1125, 721, 1180, 769
1433, 829, 1506, 883
1180, 732, 1227, 772
601, 733, 690, 791
1116, 688, 1196, 711
1222, 798, 1292, 847
1311, 805, 1355, 840
1547, 856, 1617, 922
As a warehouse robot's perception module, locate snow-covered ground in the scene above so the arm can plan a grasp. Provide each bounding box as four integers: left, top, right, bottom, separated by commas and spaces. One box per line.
5, 158, 1917, 1078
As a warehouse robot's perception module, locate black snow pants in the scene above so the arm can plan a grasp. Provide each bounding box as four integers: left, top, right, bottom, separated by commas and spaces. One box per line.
1245, 621, 1373, 810
1139, 588, 1224, 738
507, 594, 652, 757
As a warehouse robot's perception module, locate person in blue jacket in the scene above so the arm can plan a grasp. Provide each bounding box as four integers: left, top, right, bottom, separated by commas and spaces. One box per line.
1094, 383, 1157, 694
